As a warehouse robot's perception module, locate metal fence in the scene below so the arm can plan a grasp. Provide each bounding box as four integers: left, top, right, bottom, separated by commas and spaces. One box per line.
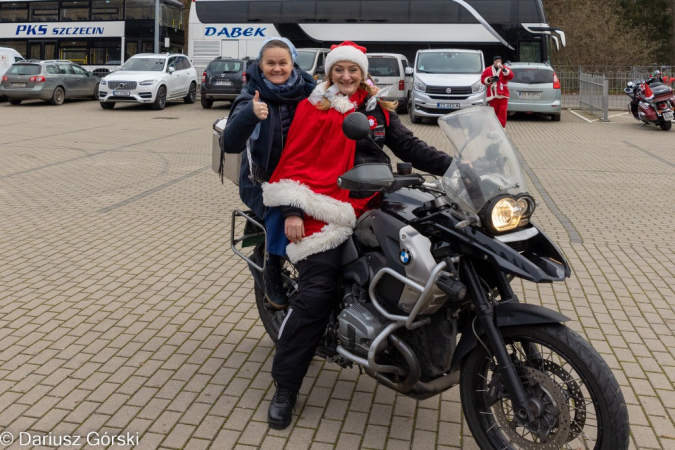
579, 72, 609, 121
556, 65, 674, 110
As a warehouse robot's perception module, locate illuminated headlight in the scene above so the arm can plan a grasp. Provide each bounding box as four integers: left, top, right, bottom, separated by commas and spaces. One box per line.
471, 81, 485, 93
139, 79, 158, 86
414, 78, 426, 92
489, 197, 522, 232
100, 79, 107, 85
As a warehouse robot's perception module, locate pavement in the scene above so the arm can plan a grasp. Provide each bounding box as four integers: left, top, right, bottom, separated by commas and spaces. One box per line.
0, 99, 674, 450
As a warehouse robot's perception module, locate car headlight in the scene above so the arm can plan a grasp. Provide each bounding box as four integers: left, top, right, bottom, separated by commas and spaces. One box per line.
488, 197, 522, 232
472, 81, 485, 93
100, 79, 107, 85
139, 79, 158, 86
413, 78, 426, 92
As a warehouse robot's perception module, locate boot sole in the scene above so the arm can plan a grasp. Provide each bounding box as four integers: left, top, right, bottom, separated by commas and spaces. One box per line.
265, 294, 289, 310
268, 417, 292, 430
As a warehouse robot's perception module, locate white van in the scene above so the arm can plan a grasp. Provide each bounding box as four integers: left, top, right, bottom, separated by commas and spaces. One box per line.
409, 49, 487, 123
0, 47, 25, 100
1, 47, 25, 78
366, 53, 413, 112
295, 48, 330, 77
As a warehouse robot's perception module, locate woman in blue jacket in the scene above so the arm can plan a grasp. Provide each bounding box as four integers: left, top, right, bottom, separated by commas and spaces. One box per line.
221, 37, 316, 309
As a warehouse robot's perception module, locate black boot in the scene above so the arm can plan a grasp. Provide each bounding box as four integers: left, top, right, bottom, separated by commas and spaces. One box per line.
264, 254, 289, 309
267, 385, 297, 430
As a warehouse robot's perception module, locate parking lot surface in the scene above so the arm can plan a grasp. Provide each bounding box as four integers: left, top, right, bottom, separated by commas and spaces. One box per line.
1, 99, 674, 449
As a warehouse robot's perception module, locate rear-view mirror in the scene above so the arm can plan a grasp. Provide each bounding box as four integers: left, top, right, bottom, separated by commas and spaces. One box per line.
404, 67, 413, 76
342, 112, 371, 141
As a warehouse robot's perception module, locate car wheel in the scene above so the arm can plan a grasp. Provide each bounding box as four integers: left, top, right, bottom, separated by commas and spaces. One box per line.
151, 86, 167, 110
551, 113, 561, 122
201, 97, 213, 109
9, 99, 22, 105
184, 82, 197, 104
409, 98, 422, 124
92, 83, 100, 100
100, 101, 115, 110
50, 87, 65, 105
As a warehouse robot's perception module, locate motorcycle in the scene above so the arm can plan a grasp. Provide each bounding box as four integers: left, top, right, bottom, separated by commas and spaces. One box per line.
230, 107, 629, 449
625, 77, 674, 131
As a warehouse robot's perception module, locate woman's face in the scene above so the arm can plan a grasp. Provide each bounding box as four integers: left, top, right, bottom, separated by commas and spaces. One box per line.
261, 47, 293, 84
331, 62, 363, 96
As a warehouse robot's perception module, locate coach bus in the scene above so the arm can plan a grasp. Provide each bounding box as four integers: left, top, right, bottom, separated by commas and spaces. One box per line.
0, 0, 185, 71
188, 0, 565, 68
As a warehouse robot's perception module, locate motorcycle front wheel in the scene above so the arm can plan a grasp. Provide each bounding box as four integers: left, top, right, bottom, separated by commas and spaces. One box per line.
460, 324, 629, 450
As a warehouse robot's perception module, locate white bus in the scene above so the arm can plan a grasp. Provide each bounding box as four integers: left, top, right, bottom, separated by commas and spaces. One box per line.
188, 0, 565, 69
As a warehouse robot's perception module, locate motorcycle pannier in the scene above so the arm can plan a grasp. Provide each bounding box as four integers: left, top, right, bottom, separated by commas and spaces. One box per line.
212, 117, 241, 185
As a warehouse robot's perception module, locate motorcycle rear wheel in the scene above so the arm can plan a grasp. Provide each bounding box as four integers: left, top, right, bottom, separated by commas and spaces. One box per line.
659, 120, 672, 131
252, 244, 298, 343
460, 324, 629, 450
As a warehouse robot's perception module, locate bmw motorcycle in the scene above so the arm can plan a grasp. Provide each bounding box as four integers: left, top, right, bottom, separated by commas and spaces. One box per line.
625, 78, 674, 131
230, 107, 629, 449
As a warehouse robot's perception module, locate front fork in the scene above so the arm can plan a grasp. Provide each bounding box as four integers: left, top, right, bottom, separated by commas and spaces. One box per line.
461, 257, 535, 422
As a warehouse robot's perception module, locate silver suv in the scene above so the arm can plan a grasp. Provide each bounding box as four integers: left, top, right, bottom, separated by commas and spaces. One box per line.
409, 49, 487, 123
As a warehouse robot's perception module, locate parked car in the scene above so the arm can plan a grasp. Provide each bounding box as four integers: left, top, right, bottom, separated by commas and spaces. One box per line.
366, 53, 413, 112
409, 49, 487, 123
295, 48, 330, 77
0, 60, 99, 105
506, 62, 562, 121
200, 57, 254, 109
99, 53, 198, 110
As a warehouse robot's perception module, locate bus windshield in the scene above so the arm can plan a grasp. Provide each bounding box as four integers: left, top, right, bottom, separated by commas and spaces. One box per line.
120, 58, 166, 72
417, 52, 482, 74
295, 51, 316, 71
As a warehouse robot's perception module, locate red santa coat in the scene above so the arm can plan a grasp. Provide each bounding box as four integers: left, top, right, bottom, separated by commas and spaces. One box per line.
262, 85, 369, 263
481, 65, 515, 102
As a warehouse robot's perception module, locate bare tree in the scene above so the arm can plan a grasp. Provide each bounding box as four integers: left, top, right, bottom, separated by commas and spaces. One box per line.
544, 0, 659, 67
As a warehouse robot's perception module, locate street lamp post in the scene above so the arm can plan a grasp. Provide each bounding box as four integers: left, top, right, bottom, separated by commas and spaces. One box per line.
154, 0, 160, 53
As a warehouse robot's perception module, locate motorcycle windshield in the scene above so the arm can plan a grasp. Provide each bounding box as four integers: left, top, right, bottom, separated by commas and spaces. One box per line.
439, 107, 529, 214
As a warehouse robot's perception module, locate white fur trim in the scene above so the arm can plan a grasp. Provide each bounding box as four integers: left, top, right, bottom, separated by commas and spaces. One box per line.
325, 46, 368, 77
286, 223, 353, 263
308, 81, 357, 113
262, 179, 356, 228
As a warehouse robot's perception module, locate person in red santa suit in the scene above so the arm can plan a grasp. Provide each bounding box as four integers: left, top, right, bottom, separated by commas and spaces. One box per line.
481, 56, 514, 127
261, 41, 452, 430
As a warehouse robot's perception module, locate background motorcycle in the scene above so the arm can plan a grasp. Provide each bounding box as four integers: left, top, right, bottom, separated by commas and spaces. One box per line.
231, 107, 629, 449
625, 79, 674, 131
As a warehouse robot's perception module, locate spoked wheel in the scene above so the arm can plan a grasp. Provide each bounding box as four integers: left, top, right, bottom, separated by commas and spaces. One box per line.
460, 324, 629, 450
253, 243, 299, 343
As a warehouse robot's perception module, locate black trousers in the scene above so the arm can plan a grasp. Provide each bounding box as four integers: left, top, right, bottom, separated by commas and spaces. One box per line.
272, 246, 342, 391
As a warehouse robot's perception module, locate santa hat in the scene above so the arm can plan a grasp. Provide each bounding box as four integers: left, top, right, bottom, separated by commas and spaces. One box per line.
325, 41, 369, 76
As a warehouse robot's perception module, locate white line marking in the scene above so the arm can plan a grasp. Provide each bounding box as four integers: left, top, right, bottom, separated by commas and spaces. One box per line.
569, 109, 595, 123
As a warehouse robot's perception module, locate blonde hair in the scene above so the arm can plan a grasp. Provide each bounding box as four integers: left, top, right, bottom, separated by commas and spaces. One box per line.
315, 68, 398, 112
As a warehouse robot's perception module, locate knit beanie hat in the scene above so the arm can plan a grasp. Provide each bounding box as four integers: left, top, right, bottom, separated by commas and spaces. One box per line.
324, 41, 369, 76
493, 55, 503, 62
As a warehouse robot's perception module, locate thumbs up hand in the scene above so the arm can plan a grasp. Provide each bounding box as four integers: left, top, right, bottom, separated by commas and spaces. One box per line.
252, 90, 269, 120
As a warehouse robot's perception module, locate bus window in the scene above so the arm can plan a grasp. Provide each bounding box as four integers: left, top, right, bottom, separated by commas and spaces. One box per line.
519, 42, 540, 63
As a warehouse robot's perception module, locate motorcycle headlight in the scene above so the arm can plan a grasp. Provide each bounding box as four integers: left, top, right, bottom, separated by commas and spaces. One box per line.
472, 81, 485, 93
414, 78, 426, 92
517, 195, 536, 226
488, 197, 522, 232
139, 79, 158, 86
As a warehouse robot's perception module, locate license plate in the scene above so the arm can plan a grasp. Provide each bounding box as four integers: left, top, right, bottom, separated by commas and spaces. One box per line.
519, 91, 542, 99
10, 82, 26, 88
113, 90, 130, 96
214, 81, 232, 86
664, 111, 674, 121
438, 103, 460, 110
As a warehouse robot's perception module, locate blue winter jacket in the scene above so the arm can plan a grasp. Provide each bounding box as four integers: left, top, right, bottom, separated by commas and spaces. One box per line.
221, 62, 315, 219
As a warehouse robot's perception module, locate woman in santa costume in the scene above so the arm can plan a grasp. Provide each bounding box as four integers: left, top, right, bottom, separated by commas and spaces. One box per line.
261, 41, 452, 430
481, 56, 515, 127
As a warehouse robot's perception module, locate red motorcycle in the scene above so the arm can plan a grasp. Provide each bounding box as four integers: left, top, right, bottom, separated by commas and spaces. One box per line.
625, 75, 675, 131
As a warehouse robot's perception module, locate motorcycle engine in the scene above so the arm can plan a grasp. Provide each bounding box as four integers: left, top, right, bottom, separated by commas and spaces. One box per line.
337, 302, 389, 356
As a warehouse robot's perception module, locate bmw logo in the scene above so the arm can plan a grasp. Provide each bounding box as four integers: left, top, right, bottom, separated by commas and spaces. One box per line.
399, 249, 412, 265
